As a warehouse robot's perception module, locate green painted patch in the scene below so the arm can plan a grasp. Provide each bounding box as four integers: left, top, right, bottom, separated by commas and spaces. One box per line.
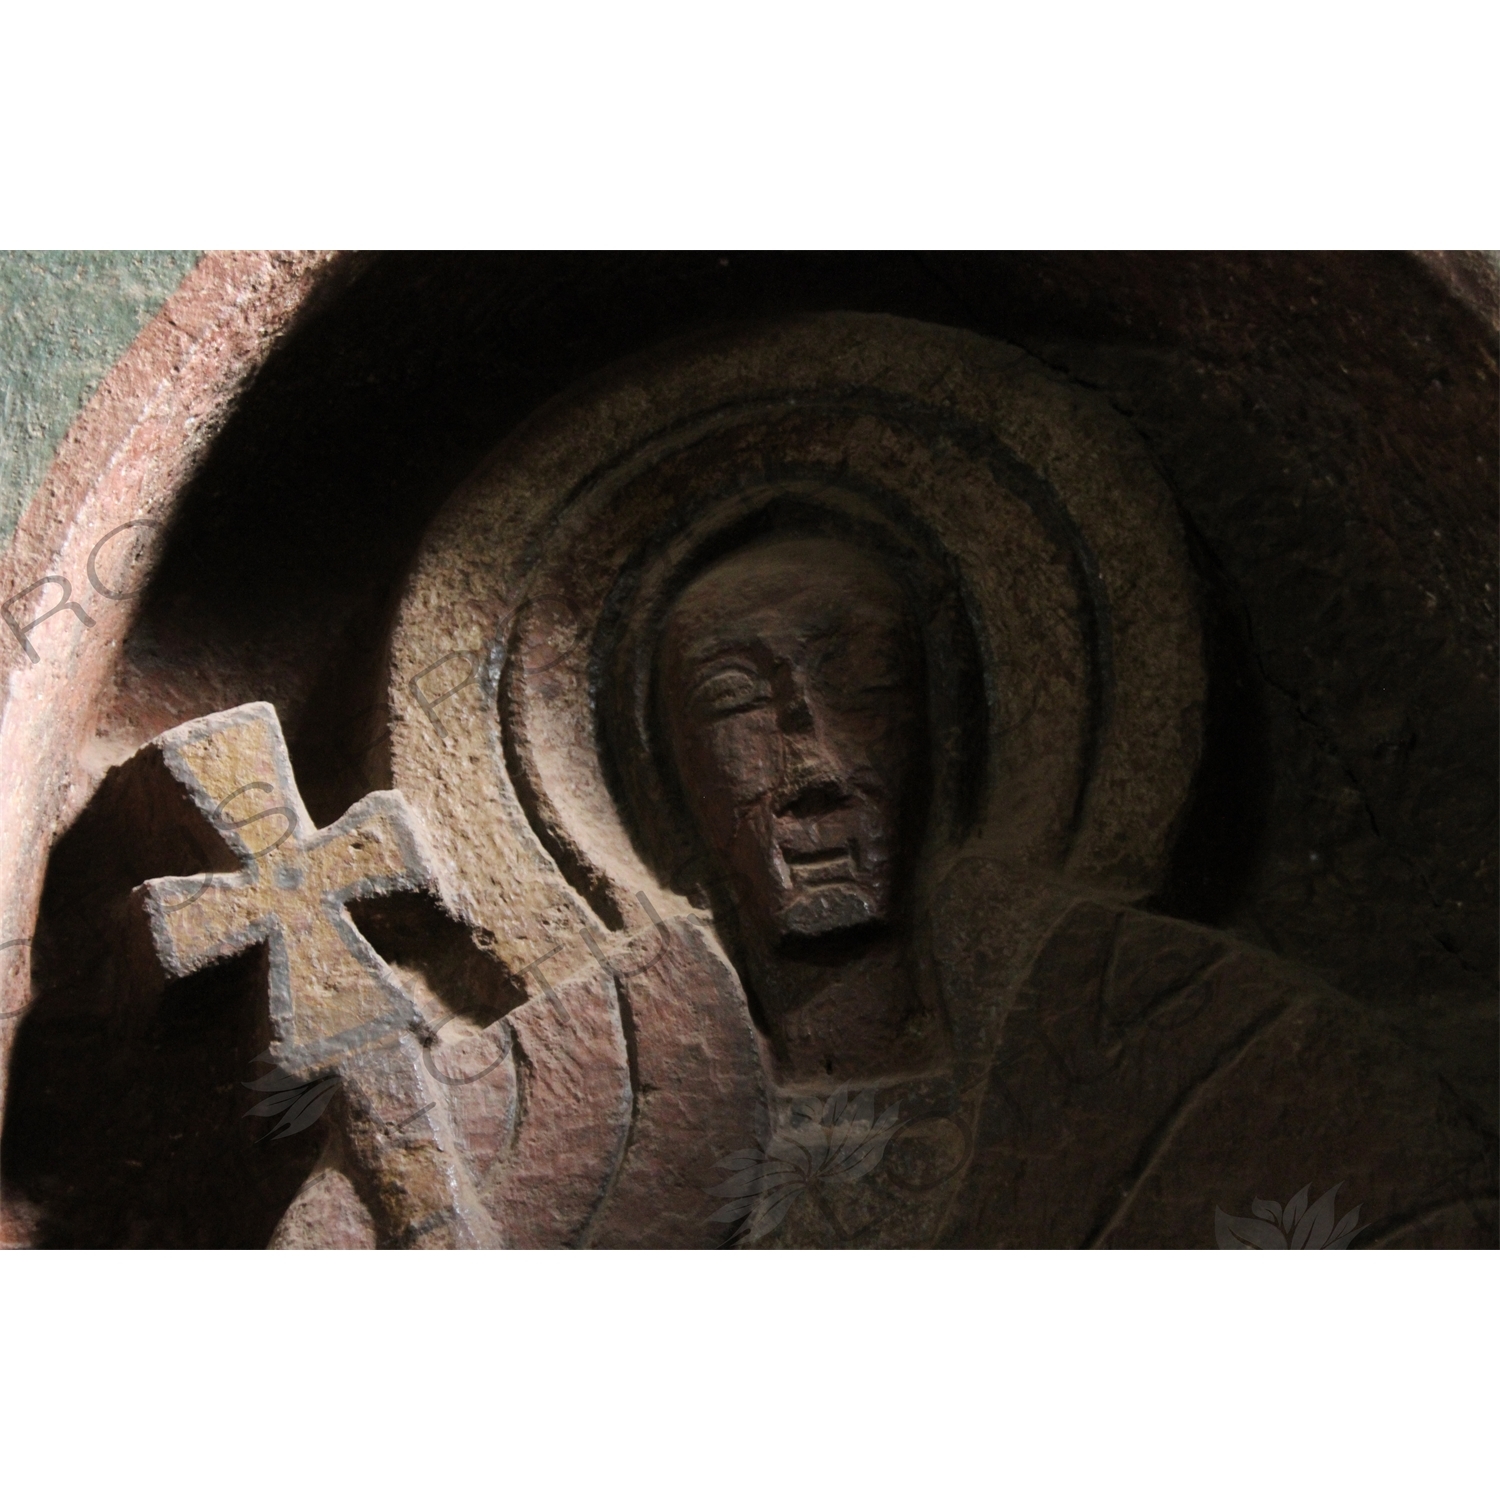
0, 251, 200, 548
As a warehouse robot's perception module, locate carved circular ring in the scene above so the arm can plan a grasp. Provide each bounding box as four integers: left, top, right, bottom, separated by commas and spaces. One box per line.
387, 315, 1202, 981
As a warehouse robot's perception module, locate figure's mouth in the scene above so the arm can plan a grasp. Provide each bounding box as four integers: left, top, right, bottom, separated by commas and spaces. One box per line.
781, 843, 857, 886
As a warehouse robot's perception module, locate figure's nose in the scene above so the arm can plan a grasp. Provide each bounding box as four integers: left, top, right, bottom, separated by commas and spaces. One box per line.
776, 673, 815, 736
773, 679, 850, 817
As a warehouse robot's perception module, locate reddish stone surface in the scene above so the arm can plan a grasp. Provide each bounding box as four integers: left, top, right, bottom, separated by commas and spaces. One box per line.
585, 921, 766, 1249
0, 252, 347, 1244
492, 966, 631, 1248
1, 254, 1491, 1249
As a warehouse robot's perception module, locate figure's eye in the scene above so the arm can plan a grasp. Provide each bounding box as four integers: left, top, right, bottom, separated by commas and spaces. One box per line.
690, 668, 771, 720
813, 640, 912, 705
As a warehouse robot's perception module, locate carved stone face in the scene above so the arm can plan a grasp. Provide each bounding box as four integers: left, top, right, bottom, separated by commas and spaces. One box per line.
658, 535, 925, 946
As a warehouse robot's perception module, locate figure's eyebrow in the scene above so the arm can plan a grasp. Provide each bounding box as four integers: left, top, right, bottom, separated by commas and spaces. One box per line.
799, 618, 843, 644
681, 642, 763, 675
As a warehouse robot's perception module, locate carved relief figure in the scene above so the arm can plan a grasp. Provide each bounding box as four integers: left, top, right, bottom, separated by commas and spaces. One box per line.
655, 534, 935, 1080
226, 315, 1500, 1247
637, 517, 1497, 1249
6, 311, 1493, 1250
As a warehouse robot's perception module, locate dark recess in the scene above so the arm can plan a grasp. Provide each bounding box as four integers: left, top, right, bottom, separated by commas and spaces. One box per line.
5, 251, 1494, 1245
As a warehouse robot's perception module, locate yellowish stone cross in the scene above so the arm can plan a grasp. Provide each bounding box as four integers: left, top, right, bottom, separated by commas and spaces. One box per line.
136, 701, 498, 1248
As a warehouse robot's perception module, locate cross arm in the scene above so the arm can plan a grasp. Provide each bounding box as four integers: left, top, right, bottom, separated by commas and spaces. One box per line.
138, 871, 271, 980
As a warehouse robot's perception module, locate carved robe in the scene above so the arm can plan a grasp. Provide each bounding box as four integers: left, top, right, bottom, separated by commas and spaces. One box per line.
274, 896, 1494, 1250
773, 897, 1497, 1250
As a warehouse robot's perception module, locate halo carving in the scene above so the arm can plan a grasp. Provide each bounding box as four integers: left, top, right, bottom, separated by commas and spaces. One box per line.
386, 314, 1203, 988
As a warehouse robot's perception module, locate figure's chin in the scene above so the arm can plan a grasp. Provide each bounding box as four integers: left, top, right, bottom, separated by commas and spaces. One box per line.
776, 885, 884, 941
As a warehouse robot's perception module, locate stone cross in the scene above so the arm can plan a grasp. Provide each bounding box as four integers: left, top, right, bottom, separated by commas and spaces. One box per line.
135, 701, 498, 1248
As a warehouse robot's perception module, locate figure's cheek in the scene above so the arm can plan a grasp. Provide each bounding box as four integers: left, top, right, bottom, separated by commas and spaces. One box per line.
702, 716, 780, 802
823, 709, 918, 782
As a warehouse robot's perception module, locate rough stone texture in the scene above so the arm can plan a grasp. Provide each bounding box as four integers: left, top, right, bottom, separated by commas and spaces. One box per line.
386, 314, 1201, 969
268, 1155, 374, 1249
944, 900, 1494, 1249
492, 965, 629, 1247
0, 254, 1492, 1249
124, 701, 498, 1248
0, 251, 351, 1245
0, 252, 199, 546
585, 921, 766, 1249
924, 253, 1497, 1126
136, 704, 433, 1067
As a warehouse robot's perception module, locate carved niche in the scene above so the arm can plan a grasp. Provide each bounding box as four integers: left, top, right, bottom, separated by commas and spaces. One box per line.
6, 306, 1494, 1249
